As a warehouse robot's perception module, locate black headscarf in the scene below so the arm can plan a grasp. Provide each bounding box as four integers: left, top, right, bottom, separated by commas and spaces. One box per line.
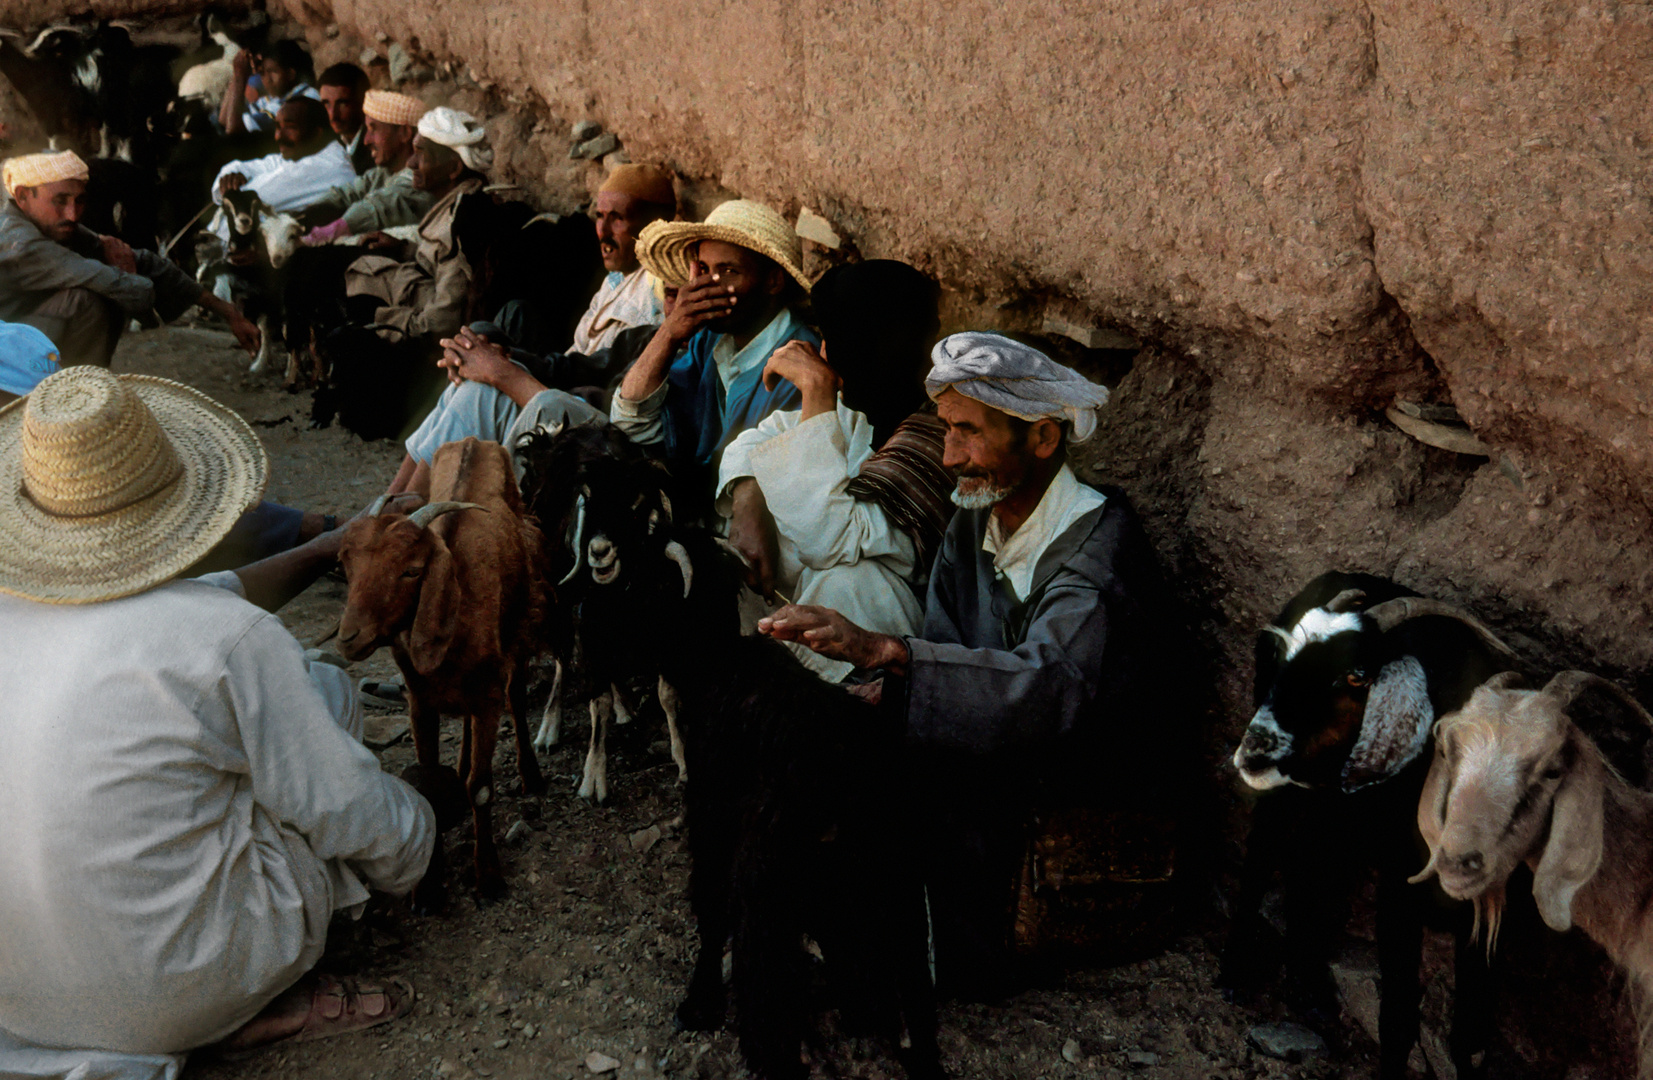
809, 260, 941, 447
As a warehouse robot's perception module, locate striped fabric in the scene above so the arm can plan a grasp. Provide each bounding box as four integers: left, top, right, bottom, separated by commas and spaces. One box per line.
847, 410, 955, 570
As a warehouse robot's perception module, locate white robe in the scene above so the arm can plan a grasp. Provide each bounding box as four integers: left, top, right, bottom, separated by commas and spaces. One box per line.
210, 141, 359, 234
0, 577, 433, 1062
719, 400, 925, 681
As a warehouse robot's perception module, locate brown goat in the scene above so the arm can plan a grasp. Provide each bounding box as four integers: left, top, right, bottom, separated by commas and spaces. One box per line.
1415, 671, 1653, 1075
337, 437, 548, 905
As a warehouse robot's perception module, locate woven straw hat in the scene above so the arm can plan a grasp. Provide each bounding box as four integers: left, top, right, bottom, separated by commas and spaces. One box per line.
0, 367, 268, 604
636, 199, 811, 293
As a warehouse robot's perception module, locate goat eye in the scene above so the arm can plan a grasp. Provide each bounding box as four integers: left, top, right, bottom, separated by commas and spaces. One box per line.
401, 567, 422, 579
1542, 765, 1564, 781
1343, 672, 1370, 688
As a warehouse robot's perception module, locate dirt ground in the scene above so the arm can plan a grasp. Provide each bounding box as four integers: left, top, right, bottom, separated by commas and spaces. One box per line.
108, 324, 1628, 1080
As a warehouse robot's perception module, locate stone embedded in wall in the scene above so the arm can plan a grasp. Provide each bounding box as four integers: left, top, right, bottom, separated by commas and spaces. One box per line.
571, 131, 619, 160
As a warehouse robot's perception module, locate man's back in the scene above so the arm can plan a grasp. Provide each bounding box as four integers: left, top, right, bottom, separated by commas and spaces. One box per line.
0, 579, 429, 1053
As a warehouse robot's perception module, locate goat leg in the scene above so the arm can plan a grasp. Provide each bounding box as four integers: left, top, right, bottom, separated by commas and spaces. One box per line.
508, 669, 546, 797
467, 712, 506, 902
676, 796, 737, 1033
612, 682, 633, 726
1449, 912, 1494, 1080
660, 675, 688, 783
578, 690, 611, 804
533, 656, 564, 753
409, 688, 443, 768
731, 833, 807, 1080
1374, 869, 1425, 1080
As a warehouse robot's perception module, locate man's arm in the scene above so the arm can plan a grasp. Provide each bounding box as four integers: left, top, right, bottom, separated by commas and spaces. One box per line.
218, 49, 254, 135
339, 179, 433, 235
246, 146, 358, 214
395, 256, 470, 339
615, 276, 736, 404
3, 229, 154, 314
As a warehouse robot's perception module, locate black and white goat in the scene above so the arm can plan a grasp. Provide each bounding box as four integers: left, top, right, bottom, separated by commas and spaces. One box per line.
198, 188, 294, 376
515, 421, 685, 804
528, 423, 945, 1080
1223, 572, 1523, 1080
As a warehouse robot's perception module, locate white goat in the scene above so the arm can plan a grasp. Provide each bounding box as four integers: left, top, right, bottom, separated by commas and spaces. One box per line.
1415, 670, 1653, 1075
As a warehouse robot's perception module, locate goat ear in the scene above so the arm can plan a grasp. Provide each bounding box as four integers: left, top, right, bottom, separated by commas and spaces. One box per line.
1531, 736, 1605, 932
1409, 734, 1451, 884
407, 543, 459, 677
1341, 654, 1433, 792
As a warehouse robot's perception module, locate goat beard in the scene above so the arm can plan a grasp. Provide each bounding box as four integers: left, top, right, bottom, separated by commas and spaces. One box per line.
951, 474, 1014, 510
1473, 884, 1507, 959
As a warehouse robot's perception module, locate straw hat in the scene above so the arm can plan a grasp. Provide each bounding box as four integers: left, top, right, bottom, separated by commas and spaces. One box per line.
636, 199, 811, 293
0, 367, 268, 604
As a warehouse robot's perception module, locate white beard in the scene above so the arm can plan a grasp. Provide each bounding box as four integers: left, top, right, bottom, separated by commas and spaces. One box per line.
951, 476, 1014, 509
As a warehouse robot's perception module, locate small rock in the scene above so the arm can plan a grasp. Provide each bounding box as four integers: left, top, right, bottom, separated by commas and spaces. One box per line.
570, 133, 620, 160
1061, 1037, 1082, 1064
505, 820, 531, 846
362, 714, 410, 750
324, 23, 340, 38
794, 207, 841, 250
492, 1038, 510, 1050
388, 42, 414, 84
375, 31, 390, 43
601, 149, 632, 170
629, 824, 662, 853
359, 48, 380, 66
572, 120, 602, 142
1247, 1023, 1328, 1062
1125, 1050, 1159, 1068
586, 1051, 621, 1073
521, 1023, 536, 1039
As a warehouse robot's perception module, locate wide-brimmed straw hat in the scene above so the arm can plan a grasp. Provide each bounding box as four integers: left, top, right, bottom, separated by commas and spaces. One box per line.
636, 199, 811, 293
0, 367, 268, 604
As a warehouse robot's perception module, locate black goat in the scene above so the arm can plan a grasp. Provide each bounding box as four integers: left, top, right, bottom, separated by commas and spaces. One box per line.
450, 194, 603, 354
1222, 572, 1522, 1080
311, 325, 447, 441
531, 425, 944, 1080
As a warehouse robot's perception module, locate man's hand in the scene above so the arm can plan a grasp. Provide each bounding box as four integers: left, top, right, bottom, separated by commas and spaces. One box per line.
727, 478, 781, 601
231, 48, 254, 85
437, 326, 515, 389
658, 275, 736, 346
303, 218, 351, 246
762, 340, 838, 418
227, 308, 262, 357
218, 172, 247, 198
758, 604, 910, 674
360, 231, 398, 251
99, 234, 137, 274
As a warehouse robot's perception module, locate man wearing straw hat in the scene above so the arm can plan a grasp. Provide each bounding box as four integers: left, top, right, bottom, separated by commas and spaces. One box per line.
0, 367, 434, 1069
613, 198, 817, 496
0, 149, 262, 367
761, 333, 1177, 997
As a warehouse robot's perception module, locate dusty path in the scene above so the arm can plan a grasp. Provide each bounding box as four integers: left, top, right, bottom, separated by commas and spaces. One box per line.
120, 324, 1386, 1080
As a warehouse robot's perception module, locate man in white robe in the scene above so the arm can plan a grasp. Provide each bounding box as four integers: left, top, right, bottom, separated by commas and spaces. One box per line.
210, 97, 357, 235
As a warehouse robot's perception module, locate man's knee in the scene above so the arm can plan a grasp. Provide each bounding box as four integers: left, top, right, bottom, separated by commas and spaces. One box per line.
22, 288, 122, 367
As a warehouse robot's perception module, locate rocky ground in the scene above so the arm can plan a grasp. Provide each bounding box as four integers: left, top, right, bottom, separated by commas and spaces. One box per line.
112, 324, 1630, 1080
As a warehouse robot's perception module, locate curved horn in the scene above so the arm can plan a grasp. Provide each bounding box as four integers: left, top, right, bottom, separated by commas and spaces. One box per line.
1363, 596, 1518, 658
1542, 670, 1653, 725
663, 540, 693, 599
658, 490, 673, 524
524, 211, 560, 228
366, 491, 393, 517
407, 501, 486, 529
558, 493, 586, 586
1263, 625, 1294, 651
1325, 588, 1367, 613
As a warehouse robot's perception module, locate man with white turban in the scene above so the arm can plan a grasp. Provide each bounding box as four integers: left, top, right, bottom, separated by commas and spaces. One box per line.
343, 106, 491, 341
760, 331, 1175, 998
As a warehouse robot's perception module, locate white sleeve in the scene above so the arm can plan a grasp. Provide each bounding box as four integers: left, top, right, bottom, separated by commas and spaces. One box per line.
223, 614, 435, 896
212, 153, 278, 204
715, 407, 802, 514
247, 145, 360, 214
191, 570, 248, 598
747, 410, 917, 574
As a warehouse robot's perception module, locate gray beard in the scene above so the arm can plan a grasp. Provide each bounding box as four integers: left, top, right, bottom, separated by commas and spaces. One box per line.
951, 476, 1014, 510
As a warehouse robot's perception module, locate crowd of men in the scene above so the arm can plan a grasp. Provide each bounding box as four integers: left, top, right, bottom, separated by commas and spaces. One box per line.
0, 33, 1171, 1079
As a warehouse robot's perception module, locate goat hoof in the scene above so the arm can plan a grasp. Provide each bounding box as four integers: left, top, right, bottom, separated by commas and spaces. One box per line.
411, 880, 447, 917
672, 996, 724, 1033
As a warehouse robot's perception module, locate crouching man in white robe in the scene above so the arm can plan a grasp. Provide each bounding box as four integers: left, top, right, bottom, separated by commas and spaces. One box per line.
0, 367, 434, 1079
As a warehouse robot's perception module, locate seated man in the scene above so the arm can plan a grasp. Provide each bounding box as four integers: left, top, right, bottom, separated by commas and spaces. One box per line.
316, 62, 373, 174
614, 198, 817, 504
0, 366, 433, 1075
760, 333, 1168, 995
220, 38, 318, 138
719, 260, 952, 682
383, 163, 677, 496
211, 97, 358, 225
342, 106, 491, 342
0, 151, 260, 366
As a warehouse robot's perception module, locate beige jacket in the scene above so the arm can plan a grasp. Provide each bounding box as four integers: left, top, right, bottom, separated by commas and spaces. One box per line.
345, 177, 484, 340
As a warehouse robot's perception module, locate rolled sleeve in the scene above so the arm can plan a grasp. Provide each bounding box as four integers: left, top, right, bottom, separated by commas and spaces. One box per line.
610, 380, 671, 446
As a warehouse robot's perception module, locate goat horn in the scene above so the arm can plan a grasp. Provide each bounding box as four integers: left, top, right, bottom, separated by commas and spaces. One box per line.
663, 540, 693, 599
1263, 625, 1294, 651
1363, 597, 1518, 658
1542, 670, 1653, 727
658, 490, 673, 524
558, 493, 586, 586
524, 212, 560, 228
1325, 588, 1367, 613
407, 501, 487, 529
1407, 849, 1439, 886
366, 491, 393, 517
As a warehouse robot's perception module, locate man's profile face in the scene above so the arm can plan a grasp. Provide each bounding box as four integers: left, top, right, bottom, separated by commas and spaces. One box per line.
260, 58, 299, 99
319, 84, 364, 138
409, 136, 459, 192
936, 388, 1040, 509
593, 191, 665, 273
273, 103, 318, 160
14, 179, 86, 242
690, 239, 780, 334
364, 118, 414, 168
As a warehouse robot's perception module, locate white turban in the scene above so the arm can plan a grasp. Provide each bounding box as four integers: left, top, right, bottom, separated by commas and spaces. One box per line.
417, 107, 493, 174
925, 332, 1111, 443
